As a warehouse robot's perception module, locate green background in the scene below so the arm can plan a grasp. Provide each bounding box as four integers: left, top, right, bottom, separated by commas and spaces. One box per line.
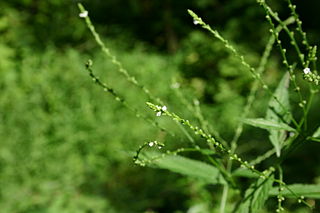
0, 0, 319, 212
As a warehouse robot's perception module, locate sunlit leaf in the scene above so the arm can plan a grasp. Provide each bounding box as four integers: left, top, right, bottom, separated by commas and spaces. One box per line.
312, 126, 320, 138
242, 118, 295, 132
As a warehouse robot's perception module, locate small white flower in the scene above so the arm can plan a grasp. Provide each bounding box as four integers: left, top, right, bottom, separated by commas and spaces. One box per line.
193, 20, 199, 25
79, 11, 88, 18
148, 141, 154, 147
303, 67, 311, 74
156, 106, 167, 116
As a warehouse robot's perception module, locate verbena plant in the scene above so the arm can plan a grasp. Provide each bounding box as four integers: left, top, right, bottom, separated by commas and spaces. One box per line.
78, 1, 320, 212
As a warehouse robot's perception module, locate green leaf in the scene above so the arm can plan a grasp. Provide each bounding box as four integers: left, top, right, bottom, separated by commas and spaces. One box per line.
266, 72, 291, 157
312, 126, 320, 138
237, 175, 274, 213
232, 168, 259, 178
242, 118, 295, 132
269, 184, 320, 199
143, 152, 226, 185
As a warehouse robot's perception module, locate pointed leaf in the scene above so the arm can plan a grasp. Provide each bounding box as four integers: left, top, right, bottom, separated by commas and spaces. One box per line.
312, 126, 320, 138
237, 175, 274, 213
267, 72, 291, 120
242, 118, 295, 132
266, 72, 291, 156
143, 152, 226, 184
269, 184, 320, 199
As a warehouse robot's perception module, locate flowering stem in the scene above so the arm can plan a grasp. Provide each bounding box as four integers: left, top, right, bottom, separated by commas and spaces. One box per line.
188, 9, 301, 132
84, 60, 174, 137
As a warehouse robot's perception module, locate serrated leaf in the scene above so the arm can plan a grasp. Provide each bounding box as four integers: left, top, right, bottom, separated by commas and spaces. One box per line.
269, 184, 320, 199
266, 72, 291, 157
237, 175, 274, 213
143, 152, 226, 185
242, 118, 295, 132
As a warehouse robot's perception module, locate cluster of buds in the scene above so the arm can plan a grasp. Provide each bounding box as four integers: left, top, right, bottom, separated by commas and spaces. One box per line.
303, 68, 320, 85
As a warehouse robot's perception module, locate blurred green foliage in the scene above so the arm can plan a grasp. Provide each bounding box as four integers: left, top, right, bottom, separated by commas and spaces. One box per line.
0, 44, 188, 212
1, 0, 320, 212
2, 0, 319, 50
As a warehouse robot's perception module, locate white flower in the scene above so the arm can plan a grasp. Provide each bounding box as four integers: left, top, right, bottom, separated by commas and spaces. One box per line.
79, 11, 88, 18
193, 20, 199, 25
303, 67, 311, 74
156, 106, 167, 116
148, 141, 158, 147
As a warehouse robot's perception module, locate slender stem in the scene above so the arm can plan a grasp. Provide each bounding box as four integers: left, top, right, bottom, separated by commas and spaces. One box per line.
220, 183, 229, 213
85, 60, 175, 136
219, 18, 295, 212
78, 3, 198, 144
188, 9, 300, 131
172, 84, 229, 148
277, 166, 284, 212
